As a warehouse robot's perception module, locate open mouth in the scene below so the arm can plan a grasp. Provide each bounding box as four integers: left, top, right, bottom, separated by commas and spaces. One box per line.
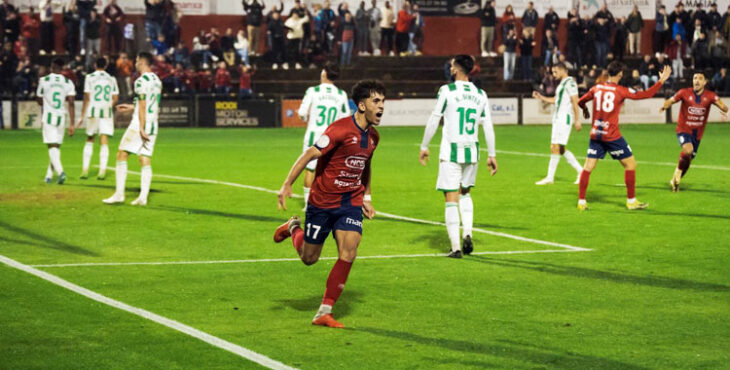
375, 112, 383, 118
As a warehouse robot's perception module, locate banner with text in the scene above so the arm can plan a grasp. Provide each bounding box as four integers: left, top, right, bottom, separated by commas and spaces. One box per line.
579, 0, 655, 18
523, 98, 666, 124
495, 0, 572, 19
413, 0, 481, 16
379, 98, 518, 126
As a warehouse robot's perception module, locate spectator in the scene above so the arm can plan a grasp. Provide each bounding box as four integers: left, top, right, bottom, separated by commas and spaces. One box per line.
304, 33, 327, 66
626, 69, 643, 91
557, 53, 573, 71
339, 12, 355, 65
692, 4, 707, 31
162, 0, 182, 45
639, 54, 658, 90
103, 0, 124, 55
238, 63, 254, 98
243, 0, 265, 56
711, 67, 730, 93
521, 2, 538, 38
76, 0, 94, 54
267, 10, 285, 69
21, 7, 39, 57
594, 16, 611, 67
395, 2, 414, 56
62, 4, 80, 53
320, 0, 336, 41
502, 28, 517, 81
518, 29, 534, 80
221, 28, 236, 66
144, 0, 165, 41
367, 0, 381, 55
179, 65, 197, 93
567, 7, 579, 22
408, 4, 424, 56
710, 30, 726, 69
380, 1, 394, 56
544, 6, 559, 34
579, 67, 597, 91
338, 1, 351, 23
709, 3, 722, 35
666, 33, 687, 79
691, 18, 703, 44
123, 21, 135, 54
192, 36, 212, 69
480, 0, 496, 57
673, 16, 686, 42
151, 33, 169, 56
85, 9, 101, 67
566, 16, 582, 69
214, 61, 231, 94
582, 15, 596, 67
0, 42, 17, 94
12, 54, 33, 96
613, 17, 628, 61
39, 0, 57, 55
594, 3, 614, 25
541, 28, 558, 66
234, 29, 249, 65
626, 5, 643, 55
171, 41, 190, 67
154, 54, 179, 92
290, 0, 311, 49
501, 5, 516, 38
197, 68, 213, 93
355, 1, 369, 55
539, 66, 558, 96
655, 5, 670, 54
669, 3, 690, 33
285, 11, 309, 69
723, 6, 730, 41
3, 8, 20, 42
115, 52, 133, 97
692, 31, 710, 70
265, 2, 283, 50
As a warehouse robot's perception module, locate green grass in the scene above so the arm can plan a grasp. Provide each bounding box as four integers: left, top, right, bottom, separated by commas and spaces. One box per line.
1, 124, 729, 369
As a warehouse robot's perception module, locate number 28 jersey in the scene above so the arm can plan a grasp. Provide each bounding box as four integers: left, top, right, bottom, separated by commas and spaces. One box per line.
130, 72, 162, 135
84, 70, 119, 119
578, 81, 662, 142
298, 83, 350, 147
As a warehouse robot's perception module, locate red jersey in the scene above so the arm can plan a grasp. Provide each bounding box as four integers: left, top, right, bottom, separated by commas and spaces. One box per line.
197, 71, 213, 90
309, 117, 380, 209
673, 88, 719, 140
578, 81, 662, 141
215, 68, 231, 87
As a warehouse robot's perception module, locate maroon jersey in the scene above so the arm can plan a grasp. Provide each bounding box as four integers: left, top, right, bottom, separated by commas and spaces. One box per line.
673, 88, 719, 140
309, 117, 379, 209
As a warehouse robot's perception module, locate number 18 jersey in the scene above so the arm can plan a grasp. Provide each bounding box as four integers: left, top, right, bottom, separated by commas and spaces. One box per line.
84, 70, 119, 119
298, 83, 350, 147
432, 81, 489, 164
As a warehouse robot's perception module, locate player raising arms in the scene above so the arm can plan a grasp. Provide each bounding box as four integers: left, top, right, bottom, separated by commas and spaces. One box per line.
419, 55, 497, 258
297, 61, 351, 209
37, 58, 76, 184
103, 52, 162, 206
77, 57, 119, 180
659, 72, 728, 192
532, 62, 583, 185
274, 80, 385, 328
577, 61, 671, 210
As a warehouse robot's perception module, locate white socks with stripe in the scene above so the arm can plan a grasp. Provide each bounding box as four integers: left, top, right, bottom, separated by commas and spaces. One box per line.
546, 154, 560, 181
459, 194, 473, 239
563, 150, 582, 173
82, 142, 93, 172
445, 202, 461, 252
139, 165, 152, 202
48, 147, 63, 175
303, 187, 311, 208
99, 144, 109, 175
115, 161, 127, 197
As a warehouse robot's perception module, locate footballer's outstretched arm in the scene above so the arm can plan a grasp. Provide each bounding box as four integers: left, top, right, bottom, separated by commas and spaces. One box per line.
713, 98, 729, 113
627, 66, 671, 100
278, 146, 323, 210
532, 91, 556, 104
660, 96, 679, 112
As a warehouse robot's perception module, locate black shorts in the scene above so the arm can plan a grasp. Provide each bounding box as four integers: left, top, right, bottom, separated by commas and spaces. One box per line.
587, 137, 633, 160
677, 132, 701, 158
303, 204, 363, 245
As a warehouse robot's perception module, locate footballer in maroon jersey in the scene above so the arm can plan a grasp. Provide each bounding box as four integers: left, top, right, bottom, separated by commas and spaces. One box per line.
273, 80, 386, 328
660, 72, 728, 191
575, 61, 671, 210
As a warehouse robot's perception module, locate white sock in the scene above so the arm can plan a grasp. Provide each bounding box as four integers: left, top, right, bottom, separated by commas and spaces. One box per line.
458, 194, 473, 239
313, 304, 332, 320
139, 165, 152, 201
48, 147, 63, 175
445, 202, 461, 252
563, 150, 583, 173
45, 163, 53, 179
627, 197, 636, 203
99, 144, 109, 175
115, 161, 127, 196
303, 187, 310, 207
82, 142, 93, 172
546, 154, 560, 180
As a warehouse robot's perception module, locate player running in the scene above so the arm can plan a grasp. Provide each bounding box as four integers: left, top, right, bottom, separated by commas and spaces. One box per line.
297, 61, 351, 209
36, 58, 76, 184
577, 61, 671, 211
532, 62, 583, 185
659, 72, 728, 192
77, 57, 119, 180
103, 52, 162, 206
274, 80, 385, 328
419, 55, 497, 258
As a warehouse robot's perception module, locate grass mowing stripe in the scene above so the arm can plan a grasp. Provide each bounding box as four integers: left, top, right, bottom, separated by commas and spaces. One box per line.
0, 254, 296, 370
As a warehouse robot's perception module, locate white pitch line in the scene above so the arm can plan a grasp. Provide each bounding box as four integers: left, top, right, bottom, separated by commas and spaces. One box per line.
30, 249, 580, 268
0, 254, 295, 370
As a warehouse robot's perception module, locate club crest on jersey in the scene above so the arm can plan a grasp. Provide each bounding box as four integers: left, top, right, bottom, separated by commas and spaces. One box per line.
351, 136, 358, 144
345, 156, 367, 170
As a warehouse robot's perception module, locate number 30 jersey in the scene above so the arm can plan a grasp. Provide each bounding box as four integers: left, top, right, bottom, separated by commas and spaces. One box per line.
84, 70, 119, 119
130, 72, 162, 135
298, 83, 351, 147
432, 81, 490, 164
578, 81, 662, 142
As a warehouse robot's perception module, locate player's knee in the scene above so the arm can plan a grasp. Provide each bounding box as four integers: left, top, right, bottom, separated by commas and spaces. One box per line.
301, 254, 319, 266
682, 147, 694, 156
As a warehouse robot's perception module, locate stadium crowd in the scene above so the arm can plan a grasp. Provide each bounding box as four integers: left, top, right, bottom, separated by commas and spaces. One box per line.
3, 0, 730, 99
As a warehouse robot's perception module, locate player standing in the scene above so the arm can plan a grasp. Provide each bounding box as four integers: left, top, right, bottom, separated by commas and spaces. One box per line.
36, 58, 76, 184
532, 62, 583, 185
103, 52, 162, 206
659, 72, 728, 191
77, 57, 119, 180
576, 62, 671, 210
297, 61, 351, 209
274, 80, 385, 328
419, 55, 497, 258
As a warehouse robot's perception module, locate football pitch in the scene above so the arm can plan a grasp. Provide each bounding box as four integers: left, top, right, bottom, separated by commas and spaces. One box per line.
1, 124, 729, 369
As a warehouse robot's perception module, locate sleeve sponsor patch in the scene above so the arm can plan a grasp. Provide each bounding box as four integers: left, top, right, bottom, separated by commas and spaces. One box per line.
315, 134, 330, 148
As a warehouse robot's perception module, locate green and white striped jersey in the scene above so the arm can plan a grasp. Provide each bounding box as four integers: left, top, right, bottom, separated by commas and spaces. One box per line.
84, 70, 119, 119
36, 73, 76, 117
130, 72, 162, 135
298, 83, 350, 146
432, 81, 490, 164
552, 76, 578, 126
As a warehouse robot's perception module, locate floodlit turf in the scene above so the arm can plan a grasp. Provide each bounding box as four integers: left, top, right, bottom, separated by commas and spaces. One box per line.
1, 124, 729, 369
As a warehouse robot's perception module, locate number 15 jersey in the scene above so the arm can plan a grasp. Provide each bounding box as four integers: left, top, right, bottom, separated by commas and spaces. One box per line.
298, 83, 351, 148
432, 81, 490, 164
578, 81, 662, 142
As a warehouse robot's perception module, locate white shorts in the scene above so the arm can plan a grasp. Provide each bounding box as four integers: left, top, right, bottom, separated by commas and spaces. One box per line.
85, 117, 114, 137
119, 127, 157, 157
42, 112, 66, 144
303, 143, 318, 171
436, 161, 478, 192
551, 118, 573, 146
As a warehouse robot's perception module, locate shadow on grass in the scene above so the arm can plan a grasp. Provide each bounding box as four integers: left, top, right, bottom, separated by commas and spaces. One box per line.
410, 231, 450, 253
275, 291, 363, 319
596, 182, 730, 195
465, 256, 729, 292
143, 205, 284, 223
356, 326, 645, 369
0, 221, 98, 256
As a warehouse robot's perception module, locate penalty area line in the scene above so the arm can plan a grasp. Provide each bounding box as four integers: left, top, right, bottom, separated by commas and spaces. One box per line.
0, 254, 295, 370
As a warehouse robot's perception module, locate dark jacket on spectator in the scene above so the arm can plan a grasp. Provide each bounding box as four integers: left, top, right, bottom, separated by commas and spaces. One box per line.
519, 35, 534, 56
504, 34, 517, 53
480, 4, 495, 27
267, 18, 286, 39
639, 59, 657, 77
522, 8, 538, 28
708, 9, 722, 30
145, 0, 166, 23
544, 10, 559, 32
541, 33, 558, 56
243, 0, 265, 27
77, 0, 94, 20
626, 12, 643, 33
87, 18, 101, 39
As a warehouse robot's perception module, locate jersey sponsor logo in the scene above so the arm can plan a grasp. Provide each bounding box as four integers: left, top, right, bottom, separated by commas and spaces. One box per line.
609, 149, 625, 156
339, 170, 360, 179
316, 134, 330, 148
215, 101, 237, 110
587, 149, 598, 155
334, 179, 362, 188
351, 136, 358, 144
345, 217, 363, 228
345, 156, 367, 170
687, 106, 706, 115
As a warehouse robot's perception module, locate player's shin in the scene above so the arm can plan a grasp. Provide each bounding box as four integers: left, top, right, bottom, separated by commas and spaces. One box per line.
139, 165, 152, 201
546, 154, 560, 180
48, 147, 64, 175
291, 226, 304, 253
45, 163, 54, 180
82, 142, 93, 173
99, 144, 109, 175
445, 202, 461, 252
563, 150, 583, 172
458, 194, 473, 239
625, 170, 636, 201
114, 161, 127, 196
678, 152, 692, 177
321, 259, 353, 309
578, 170, 591, 202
